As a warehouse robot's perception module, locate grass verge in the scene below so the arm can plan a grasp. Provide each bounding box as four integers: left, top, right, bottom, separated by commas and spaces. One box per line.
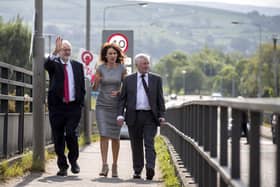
155, 135, 180, 187
0, 150, 55, 182
0, 133, 99, 182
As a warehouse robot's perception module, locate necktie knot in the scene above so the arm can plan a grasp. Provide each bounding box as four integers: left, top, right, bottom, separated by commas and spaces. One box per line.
141, 73, 149, 91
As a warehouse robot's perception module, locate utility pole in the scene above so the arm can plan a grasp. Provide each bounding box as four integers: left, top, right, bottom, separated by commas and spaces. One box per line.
83, 0, 91, 144
32, 0, 45, 171
232, 78, 236, 97
257, 24, 262, 97
273, 36, 278, 96
86, 0, 90, 50
181, 70, 186, 95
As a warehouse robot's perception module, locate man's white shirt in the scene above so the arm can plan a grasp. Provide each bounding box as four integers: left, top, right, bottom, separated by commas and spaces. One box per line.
50, 54, 75, 101
136, 72, 150, 110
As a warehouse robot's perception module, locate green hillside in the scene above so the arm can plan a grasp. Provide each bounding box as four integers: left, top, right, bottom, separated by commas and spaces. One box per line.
1, 0, 279, 61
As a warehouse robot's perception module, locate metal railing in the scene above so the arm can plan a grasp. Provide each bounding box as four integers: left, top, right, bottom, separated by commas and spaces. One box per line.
0, 61, 94, 159
0, 61, 52, 158
0, 62, 94, 159
161, 98, 280, 187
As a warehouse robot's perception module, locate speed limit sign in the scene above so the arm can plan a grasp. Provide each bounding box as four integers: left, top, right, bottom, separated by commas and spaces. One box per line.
102, 30, 134, 72
107, 33, 129, 53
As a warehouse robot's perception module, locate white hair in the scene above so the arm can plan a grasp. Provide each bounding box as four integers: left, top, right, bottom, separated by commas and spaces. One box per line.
134, 53, 150, 64
62, 39, 72, 49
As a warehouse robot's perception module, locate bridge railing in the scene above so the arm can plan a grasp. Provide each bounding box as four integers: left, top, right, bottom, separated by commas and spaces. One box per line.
0, 61, 54, 158
0, 61, 95, 159
161, 98, 280, 187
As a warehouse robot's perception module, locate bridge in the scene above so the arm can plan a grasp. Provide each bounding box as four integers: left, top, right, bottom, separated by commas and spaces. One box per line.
0, 61, 280, 187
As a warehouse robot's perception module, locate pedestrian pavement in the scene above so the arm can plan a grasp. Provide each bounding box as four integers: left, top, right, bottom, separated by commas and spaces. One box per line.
2, 140, 164, 187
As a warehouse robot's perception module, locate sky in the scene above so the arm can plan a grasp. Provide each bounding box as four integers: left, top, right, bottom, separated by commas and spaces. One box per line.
132, 0, 280, 8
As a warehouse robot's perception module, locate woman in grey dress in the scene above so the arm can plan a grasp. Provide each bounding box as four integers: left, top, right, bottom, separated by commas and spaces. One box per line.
93, 43, 126, 177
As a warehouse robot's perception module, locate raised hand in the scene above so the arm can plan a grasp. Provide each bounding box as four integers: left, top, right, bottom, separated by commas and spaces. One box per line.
53, 36, 63, 55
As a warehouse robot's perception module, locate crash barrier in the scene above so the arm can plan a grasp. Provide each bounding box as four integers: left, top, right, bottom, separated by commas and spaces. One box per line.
162, 98, 280, 187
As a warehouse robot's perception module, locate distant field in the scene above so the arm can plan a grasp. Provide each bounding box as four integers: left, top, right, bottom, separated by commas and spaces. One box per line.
1, 0, 279, 61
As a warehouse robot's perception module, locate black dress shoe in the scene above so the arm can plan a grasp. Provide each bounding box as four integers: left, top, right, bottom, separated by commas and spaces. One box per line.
57, 168, 67, 176
146, 168, 154, 180
133, 173, 141, 179
71, 163, 80, 174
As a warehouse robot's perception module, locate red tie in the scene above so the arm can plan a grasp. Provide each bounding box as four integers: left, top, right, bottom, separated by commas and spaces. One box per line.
63, 64, 70, 103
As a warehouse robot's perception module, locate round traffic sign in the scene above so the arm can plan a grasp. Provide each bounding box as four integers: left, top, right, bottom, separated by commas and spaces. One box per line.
81, 50, 93, 66
107, 33, 129, 53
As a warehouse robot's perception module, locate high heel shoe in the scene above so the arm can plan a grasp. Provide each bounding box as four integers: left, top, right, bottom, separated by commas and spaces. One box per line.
99, 164, 109, 177
112, 164, 118, 177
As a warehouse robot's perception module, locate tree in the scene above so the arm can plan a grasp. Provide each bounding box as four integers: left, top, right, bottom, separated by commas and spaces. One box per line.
0, 15, 31, 69
189, 47, 225, 93
238, 58, 258, 97
182, 65, 204, 94
213, 65, 238, 96
153, 42, 280, 97
258, 43, 280, 96
153, 51, 189, 93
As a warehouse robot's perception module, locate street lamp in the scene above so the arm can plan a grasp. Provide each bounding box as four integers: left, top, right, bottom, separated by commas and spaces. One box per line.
181, 70, 186, 95
272, 35, 279, 96
232, 21, 262, 97
103, 3, 148, 30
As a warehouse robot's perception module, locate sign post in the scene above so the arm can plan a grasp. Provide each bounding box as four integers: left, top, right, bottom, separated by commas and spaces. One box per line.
102, 30, 134, 73
79, 48, 96, 83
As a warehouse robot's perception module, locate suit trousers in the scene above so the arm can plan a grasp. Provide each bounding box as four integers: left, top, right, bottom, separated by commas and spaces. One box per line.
49, 102, 82, 170
128, 110, 158, 174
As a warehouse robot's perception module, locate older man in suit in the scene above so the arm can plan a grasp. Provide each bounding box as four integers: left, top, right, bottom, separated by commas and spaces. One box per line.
45, 36, 85, 176
117, 53, 166, 180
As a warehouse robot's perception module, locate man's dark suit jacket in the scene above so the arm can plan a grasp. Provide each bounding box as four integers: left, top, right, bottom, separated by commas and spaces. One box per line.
45, 56, 85, 108
118, 72, 166, 126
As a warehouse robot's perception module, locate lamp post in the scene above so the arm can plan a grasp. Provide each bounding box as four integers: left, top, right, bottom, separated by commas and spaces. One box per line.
33, 0, 45, 171
181, 70, 186, 95
103, 3, 148, 30
273, 35, 279, 96
86, 0, 91, 50
232, 21, 262, 97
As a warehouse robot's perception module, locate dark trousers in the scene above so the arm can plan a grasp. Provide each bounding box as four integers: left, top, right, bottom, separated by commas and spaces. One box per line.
128, 110, 157, 174
49, 102, 82, 170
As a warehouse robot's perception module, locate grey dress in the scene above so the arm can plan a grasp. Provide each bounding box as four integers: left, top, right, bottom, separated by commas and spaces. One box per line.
96, 63, 125, 139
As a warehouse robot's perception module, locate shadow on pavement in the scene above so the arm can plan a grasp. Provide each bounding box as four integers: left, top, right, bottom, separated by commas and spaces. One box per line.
38, 175, 81, 183
91, 177, 163, 184
91, 177, 125, 183
125, 178, 163, 184
13, 172, 43, 187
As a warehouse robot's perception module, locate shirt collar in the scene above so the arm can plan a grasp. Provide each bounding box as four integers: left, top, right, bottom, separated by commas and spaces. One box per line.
137, 72, 148, 78
60, 58, 70, 65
